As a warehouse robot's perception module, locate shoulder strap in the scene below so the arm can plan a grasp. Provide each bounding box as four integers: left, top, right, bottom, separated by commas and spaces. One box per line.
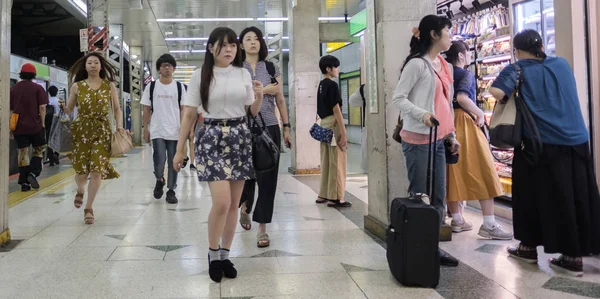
177, 81, 182, 108
265, 61, 276, 77
149, 81, 156, 112
359, 84, 366, 124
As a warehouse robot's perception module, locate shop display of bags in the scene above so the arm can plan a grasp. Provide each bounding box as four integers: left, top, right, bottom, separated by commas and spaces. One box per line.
48, 112, 73, 153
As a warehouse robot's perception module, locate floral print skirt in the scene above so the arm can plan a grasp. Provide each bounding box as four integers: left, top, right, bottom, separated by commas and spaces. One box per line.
195, 118, 254, 182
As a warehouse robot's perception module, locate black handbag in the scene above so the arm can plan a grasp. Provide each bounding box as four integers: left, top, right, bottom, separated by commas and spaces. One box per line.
248, 112, 280, 173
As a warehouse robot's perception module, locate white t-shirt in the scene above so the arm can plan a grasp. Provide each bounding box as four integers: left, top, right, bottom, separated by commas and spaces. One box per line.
183, 65, 255, 119
141, 80, 185, 140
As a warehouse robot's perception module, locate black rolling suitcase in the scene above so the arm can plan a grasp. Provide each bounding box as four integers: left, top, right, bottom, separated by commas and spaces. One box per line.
387, 119, 441, 288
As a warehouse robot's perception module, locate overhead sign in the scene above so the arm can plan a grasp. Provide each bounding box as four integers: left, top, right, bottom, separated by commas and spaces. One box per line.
79, 29, 88, 52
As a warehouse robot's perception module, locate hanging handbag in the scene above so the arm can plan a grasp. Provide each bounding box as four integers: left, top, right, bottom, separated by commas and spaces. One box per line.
309, 114, 334, 144
489, 63, 542, 164
489, 64, 523, 149
9, 113, 19, 132
392, 116, 403, 143
248, 112, 280, 173
111, 130, 133, 157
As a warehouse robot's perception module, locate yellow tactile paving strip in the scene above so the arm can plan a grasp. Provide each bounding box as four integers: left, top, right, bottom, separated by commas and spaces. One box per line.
8, 168, 76, 208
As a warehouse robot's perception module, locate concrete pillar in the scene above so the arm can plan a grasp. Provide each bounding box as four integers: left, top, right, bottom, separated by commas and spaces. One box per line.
363, 0, 437, 240
287, 0, 322, 174
0, 0, 12, 246
130, 47, 143, 146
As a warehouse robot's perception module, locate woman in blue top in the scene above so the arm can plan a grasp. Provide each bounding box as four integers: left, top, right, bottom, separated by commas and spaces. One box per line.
445, 41, 513, 241
490, 29, 600, 277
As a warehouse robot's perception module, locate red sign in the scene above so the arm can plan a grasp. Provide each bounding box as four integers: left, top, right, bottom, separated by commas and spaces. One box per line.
144, 76, 153, 85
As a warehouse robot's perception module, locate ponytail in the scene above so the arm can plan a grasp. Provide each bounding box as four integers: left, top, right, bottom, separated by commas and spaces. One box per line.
400, 15, 452, 72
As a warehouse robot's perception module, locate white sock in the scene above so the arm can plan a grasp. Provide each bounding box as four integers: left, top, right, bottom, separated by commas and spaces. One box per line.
220, 248, 230, 261
208, 248, 220, 262
483, 215, 496, 227
452, 213, 463, 223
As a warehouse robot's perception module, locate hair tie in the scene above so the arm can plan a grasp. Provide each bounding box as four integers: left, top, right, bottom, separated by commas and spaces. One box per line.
412, 27, 420, 40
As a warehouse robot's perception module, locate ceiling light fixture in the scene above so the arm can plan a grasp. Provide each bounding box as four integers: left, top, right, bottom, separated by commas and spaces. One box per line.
256, 17, 288, 21
446, 4, 454, 19
318, 16, 347, 21
157, 16, 348, 23
68, 0, 87, 16
169, 50, 207, 54
459, 1, 470, 14
157, 18, 254, 22
165, 36, 289, 42
165, 37, 210, 41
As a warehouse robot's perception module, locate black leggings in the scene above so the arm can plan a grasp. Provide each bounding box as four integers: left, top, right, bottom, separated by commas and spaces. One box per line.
239, 125, 282, 224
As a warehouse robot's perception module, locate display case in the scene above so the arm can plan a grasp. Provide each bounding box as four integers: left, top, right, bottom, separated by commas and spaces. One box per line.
513, 0, 556, 56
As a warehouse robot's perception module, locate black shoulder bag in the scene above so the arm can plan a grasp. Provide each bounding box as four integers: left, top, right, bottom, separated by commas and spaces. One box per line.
247, 111, 280, 173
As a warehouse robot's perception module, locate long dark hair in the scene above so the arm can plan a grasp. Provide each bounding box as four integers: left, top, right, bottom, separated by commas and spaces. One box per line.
401, 15, 452, 72
200, 27, 243, 113
68, 52, 118, 83
239, 26, 269, 62
445, 40, 469, 65
514, 29, 547, 59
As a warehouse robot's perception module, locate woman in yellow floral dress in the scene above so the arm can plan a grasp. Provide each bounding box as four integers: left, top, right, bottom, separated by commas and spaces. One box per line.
60, 52, 123, 224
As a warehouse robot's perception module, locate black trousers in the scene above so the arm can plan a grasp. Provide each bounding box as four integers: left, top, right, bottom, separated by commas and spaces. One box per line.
239, 125, 281, 224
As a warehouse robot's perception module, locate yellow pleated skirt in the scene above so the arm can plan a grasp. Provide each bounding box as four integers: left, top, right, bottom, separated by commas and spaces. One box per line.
446, 109, 504, 202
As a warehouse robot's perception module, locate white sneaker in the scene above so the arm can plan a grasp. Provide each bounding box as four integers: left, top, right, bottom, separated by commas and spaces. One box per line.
451, 219, 473, 233
478, 224, 513, 240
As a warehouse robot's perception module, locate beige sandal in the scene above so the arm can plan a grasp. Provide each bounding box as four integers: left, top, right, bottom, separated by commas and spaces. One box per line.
84, 209, 94, 225
74, 192, 84, 209
257, 232, 270, 248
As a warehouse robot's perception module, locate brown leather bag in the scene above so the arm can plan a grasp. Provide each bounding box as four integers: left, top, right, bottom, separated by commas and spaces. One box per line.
392, 115, 403, 143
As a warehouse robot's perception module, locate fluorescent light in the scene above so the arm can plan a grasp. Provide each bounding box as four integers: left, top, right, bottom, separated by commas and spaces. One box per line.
353, 30, 365, 37
177, 66, 197, 69
169, 50, 206, 53
113, 36, 120, 40
131, 54, 138, 59
157, 17, 348, 23
268, 49, 289, 52
136, 60, 141, 64
165, 37, 209, 41
166, 36, 289, 42
257, 17, 288, 21
158, 18, 254, 22
318, 17, 347, 21
69, 0, 87, 16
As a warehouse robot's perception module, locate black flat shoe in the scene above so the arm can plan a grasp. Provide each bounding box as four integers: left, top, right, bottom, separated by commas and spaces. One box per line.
439, 249, 459, 267
208, 260, 223, 283
222, 259, 238, 279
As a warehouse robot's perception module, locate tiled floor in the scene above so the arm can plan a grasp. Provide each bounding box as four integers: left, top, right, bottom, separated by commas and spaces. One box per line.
1, 144, 599, 299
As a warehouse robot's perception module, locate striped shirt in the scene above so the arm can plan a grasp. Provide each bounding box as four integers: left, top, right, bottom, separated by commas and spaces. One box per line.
243, 60, 281, 127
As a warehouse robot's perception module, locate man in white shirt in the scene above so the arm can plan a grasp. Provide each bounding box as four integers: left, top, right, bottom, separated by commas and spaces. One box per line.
141, 54, 187, 204
46, 86, 61, 166
348, 84, 367, 173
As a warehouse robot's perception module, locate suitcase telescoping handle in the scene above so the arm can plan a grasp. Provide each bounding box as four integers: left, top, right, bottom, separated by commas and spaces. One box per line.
426, 117, 440, 205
